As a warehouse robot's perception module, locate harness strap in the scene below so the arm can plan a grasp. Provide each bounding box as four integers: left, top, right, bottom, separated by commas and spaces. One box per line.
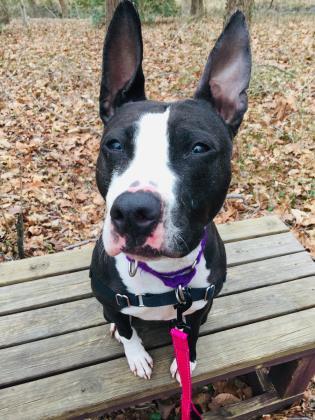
90, 269, 215, 309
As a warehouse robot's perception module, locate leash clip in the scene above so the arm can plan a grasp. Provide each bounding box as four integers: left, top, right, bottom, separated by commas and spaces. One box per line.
128, 259, 138, 277
175, 284, 187, 304
174, 286, 193, 332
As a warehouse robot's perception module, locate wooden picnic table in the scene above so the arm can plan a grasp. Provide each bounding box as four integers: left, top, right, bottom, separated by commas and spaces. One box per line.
0, 215, 314, 419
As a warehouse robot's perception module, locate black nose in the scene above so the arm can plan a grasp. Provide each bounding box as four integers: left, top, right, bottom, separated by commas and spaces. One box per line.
110, 191, 161, 240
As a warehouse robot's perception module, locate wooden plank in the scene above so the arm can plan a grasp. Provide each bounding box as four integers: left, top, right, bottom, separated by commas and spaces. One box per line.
206, 276, 315, 334
0, 244, 93, 286
203, 391, 303, 419
1, 233, 306, 316
216, 215, 288, 243
223, 251, 315, 296
0, 270, 91, 316
269, 355, 315, 397
1, 254, 313, 348
0, 309, 314, 419
0, 216, 288, 286
226, 232, 304, 267
1, 277, 315, 386
0, 298, 104, 349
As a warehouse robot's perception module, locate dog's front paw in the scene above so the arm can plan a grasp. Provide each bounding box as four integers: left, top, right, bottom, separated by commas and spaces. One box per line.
120, 328, 153, 380
126, 347, 153, 380
170, 358, 197, 385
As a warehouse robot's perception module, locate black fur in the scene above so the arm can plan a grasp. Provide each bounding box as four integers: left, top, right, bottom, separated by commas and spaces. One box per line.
91, 0, 251, 368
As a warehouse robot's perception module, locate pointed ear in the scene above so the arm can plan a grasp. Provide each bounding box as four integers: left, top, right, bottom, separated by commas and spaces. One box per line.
99, 1, 145, 124
194, 11, 251, 134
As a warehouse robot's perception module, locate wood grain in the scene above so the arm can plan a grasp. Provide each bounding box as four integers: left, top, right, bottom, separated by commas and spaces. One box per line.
203, 391, 303, 419
0, 308, 314, 419
0, 244, 93, 286
269, 355, 315, 397
1, 232, 306, 316
0, 298, 104, 349
0, 270, 91, 316
1, 253, 313, 348
225, 232, 303, 266
0, 216, 288, 286
216, 215, 288, 243
223, 251, 315, 296
1, 277, 314, 387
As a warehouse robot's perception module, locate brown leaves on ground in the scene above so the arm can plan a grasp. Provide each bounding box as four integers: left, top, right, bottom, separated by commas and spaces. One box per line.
0, 11, 314, 417
0, 11, 314, 259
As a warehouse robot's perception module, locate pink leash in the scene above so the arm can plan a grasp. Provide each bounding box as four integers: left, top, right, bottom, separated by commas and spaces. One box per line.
171, 328, 202, 420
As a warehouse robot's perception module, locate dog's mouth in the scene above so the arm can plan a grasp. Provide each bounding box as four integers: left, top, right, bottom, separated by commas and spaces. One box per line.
104, 217, 168, 257
124, 245, 182, 260
104, 229, 183, 260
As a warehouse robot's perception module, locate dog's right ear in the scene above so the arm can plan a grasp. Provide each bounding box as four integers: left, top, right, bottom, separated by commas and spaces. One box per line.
99, 1, 145, 124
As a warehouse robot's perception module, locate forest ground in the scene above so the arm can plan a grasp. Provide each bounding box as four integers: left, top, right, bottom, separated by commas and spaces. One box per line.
0, 4, 314, 419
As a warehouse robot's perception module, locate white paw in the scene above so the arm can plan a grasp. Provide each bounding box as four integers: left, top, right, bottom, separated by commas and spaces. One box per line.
170, 358, 197, 385
110, 323, 122, 343
120, 328, 153, 380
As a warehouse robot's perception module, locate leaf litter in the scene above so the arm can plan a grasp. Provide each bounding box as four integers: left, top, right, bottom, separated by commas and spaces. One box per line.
0, 9, 314, 420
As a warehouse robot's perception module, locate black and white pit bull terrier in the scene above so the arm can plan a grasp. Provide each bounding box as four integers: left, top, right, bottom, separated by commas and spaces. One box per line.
90, 0, 251, 382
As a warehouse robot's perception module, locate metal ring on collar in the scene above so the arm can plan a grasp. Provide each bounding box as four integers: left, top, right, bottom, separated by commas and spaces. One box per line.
175, 284, 186, 304
128, 259, 138, 277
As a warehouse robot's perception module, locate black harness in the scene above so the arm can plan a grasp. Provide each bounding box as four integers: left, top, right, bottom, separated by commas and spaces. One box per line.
90, 268, 215, 310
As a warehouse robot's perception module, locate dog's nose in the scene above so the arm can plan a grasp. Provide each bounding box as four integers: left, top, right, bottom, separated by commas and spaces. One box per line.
110, 191, 161, 238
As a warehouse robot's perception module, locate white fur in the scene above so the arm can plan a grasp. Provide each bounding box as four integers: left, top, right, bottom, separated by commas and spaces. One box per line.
102, 109, 180, 254
115, 247, 210, 321
102, 109, 209, 380
170, 358, 197, 384
118, 327, 153, 379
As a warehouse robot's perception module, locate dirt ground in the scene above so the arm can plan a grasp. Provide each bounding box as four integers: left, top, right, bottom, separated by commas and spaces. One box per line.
0, 3, 314, 420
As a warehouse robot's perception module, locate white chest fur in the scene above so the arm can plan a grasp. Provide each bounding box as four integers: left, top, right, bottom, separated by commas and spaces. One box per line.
114, 252, 210, 321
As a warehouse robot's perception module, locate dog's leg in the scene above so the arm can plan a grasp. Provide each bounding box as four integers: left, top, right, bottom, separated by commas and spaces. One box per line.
170, 307, 206, 383
106, 309, 153, 379
119, 326, 153, 380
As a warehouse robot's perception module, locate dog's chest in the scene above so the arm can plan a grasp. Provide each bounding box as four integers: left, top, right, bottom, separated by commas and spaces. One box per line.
115, 254, 210, 321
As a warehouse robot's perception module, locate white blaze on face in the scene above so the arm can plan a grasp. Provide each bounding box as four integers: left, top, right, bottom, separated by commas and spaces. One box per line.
102, 108, 179, 256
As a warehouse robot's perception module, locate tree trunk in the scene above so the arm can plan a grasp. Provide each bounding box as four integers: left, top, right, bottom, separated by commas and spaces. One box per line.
0, 0, 10, 25
224, 0, 254, 26
190, 0, 204, 16
106, 0, 120, 27
59, 0, 69, 18
20, 0, 28, 26
28, 0, 37, 17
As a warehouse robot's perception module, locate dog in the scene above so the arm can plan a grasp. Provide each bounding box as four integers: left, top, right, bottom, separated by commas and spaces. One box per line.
90, 0, 251, 382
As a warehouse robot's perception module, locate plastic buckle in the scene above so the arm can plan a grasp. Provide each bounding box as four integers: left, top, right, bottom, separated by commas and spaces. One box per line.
115, 294, 130, 307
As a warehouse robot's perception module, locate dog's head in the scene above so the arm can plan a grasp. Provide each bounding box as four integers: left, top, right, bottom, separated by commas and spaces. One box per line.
97, 1, 251, 259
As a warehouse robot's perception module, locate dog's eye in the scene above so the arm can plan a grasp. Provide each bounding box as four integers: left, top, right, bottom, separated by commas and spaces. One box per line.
191, 143, 210, 154
106, 139, 123, 152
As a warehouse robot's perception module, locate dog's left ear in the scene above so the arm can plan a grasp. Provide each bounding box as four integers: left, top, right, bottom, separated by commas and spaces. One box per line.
99, 1, 145, 124
195, 11, 251, 134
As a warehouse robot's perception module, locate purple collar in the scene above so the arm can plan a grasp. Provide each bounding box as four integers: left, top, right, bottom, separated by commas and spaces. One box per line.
126, 233, 207, 288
